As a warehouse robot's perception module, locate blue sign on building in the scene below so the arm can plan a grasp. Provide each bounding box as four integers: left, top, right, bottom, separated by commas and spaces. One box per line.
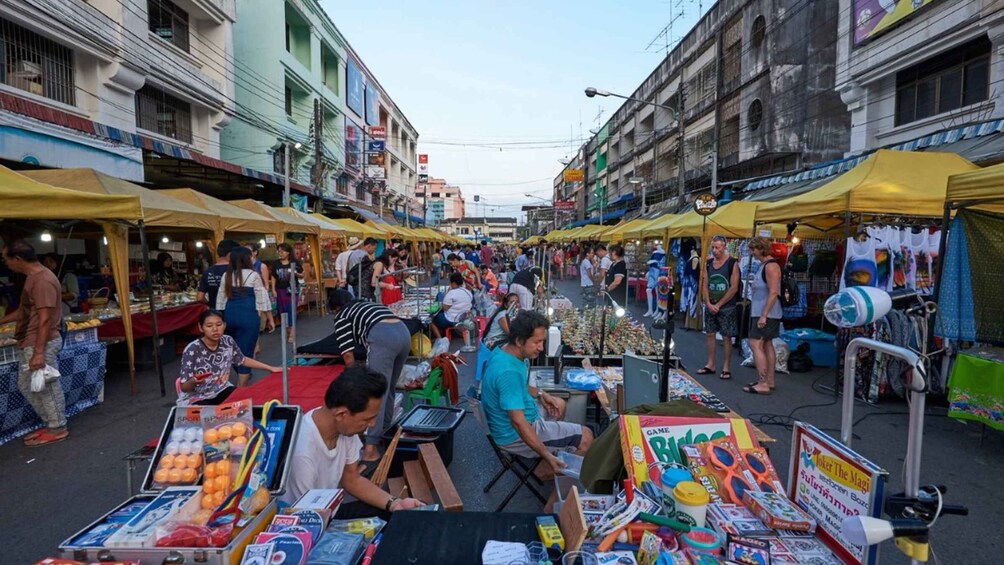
367, 140, 385, 153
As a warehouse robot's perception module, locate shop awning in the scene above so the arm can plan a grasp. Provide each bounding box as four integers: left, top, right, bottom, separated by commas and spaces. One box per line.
755, 150, 979, 223
628, 213, 681, 239
228, 200, 321, 235
0, 166, 141, 221
392, 209, 426, 226
279, 208, 348, 240
324, 217, 383, 238
601, 218, 649, 241
23, 168, 217, 231
159, 188, 276, 237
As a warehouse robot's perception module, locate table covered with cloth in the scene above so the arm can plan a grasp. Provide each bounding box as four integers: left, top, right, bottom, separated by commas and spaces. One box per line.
0, 340, 106, 445
98, 302, 207, 340
949, 351, 1004, 430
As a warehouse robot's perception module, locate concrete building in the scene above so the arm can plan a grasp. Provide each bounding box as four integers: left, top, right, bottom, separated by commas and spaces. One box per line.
553, 149, 586, 226
836, 0, 1004, 156
0, 0, 236, 180
567, 0, 849, 225
441, 217, 518, 242
416, 177, 466, 224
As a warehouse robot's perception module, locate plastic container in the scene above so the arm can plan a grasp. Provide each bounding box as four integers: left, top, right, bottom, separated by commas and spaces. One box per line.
672, 480, 710, 528
660, 466, 694, 517
677, 526, 723, 554
558, 451, 583, 479
780, 329, 838, 368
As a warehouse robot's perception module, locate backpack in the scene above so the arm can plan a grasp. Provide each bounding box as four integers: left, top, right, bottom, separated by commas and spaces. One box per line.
762, 259, 800, 308
347, 257, 374, 288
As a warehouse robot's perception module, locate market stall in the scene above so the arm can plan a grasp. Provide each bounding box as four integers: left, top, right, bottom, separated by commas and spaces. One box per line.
0, 166, 142, 444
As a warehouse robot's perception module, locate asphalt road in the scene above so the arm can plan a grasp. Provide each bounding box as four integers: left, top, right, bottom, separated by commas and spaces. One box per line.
1, 278, 1001, 563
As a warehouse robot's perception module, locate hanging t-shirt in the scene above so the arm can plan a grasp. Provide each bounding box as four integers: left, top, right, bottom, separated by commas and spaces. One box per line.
927, 230, 942, 294
890, 228, 912, 291
912, 230, 934, 295
840, 236, 878, 289
867, 225, 894, 291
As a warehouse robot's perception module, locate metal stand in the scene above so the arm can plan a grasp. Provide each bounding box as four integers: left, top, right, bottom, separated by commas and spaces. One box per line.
280, 312, 289, 404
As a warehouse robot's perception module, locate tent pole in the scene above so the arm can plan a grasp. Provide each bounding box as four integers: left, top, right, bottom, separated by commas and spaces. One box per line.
138, 221, 166, 397
932, 202, 953, 305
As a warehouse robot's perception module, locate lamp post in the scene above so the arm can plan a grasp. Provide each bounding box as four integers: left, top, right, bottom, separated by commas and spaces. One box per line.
283, 141, 303, 208
597, 291, 626, 367
585, 88, 678, 115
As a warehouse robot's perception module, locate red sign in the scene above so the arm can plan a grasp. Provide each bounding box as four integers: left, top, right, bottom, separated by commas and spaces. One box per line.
555, 200, 575, 211
367, 126, 387, 139
418, 154, 429, 164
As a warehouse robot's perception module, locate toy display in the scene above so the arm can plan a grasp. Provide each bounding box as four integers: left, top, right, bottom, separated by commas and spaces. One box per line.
553, 307, 660, 355
742, 491, 818, 533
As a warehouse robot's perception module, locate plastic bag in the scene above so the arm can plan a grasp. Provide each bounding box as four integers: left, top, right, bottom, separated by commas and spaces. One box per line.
326, 516, 386, 542
30, 365, 60, 392
399, 362, 431, 387
430, 337, 450, 358
154, 519, 233, 548
740, 339, 790, 374
565, 368, 602, 391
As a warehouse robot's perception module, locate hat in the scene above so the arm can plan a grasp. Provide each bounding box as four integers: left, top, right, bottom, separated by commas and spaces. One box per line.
347, 236, 362, 250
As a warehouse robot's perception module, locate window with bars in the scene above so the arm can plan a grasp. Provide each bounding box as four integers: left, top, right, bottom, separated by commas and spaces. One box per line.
135, 85, 192, 143
685, 63, 717, 107
148, 0, 190, 53
895, 36, 990, 126
0, 17, 75, 105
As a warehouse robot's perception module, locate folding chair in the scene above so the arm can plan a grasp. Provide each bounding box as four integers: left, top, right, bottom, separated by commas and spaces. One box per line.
468, 396, 547, 511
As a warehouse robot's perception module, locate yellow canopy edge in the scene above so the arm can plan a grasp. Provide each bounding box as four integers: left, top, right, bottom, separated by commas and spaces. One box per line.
0, 166, 142, 221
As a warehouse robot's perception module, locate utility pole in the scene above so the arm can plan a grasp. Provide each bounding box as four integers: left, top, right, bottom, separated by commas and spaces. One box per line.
283, 144, 291, 208
677, 73, 686, 198
311, 99, 324, 194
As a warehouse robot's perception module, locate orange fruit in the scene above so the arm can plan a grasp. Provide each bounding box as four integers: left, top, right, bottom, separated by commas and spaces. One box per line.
201, 494, 215, 510
204, 428, 219, 444
154, 469, 169, 483
187, 454, 202, 469
181, 468, 198, 482
167, 469, 182, 483
231, 422, 247, 437
216, 425, 232, 441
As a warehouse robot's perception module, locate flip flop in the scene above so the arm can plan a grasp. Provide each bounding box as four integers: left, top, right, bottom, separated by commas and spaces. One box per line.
696, 366, 716, 375
742, 384, 771, 395
719, 371, 732, 380
25, 428, 68, 447
747, 381, 775, 390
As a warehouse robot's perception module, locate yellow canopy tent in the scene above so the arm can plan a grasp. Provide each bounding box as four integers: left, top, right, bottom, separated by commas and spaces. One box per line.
663, 201, 832, 240
755, 150, 979, 224
325, 217, 381, 238
23, 169, 222, 393
158, 188, 278, 243
279, 208, 347, 240
601, 219, 650, 242
944, 162, 1004, 212
628, 214, 681, 240
414, 227, 446, 242
229, 200, 324, 303
0, 167, 145, 391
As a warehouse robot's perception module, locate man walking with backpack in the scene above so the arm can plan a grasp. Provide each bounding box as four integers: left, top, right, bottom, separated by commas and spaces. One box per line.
697, 235, 741, 380
346, 238, 378, 299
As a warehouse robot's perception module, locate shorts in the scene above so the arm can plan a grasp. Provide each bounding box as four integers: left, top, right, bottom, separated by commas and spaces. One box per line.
748, 317, 781, 340
433, 310, 456, 333
704, 305, 738, 337
500, 418, 583, 458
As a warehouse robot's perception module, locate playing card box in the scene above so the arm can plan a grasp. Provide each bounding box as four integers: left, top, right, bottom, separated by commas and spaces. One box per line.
742, 491, 817, 533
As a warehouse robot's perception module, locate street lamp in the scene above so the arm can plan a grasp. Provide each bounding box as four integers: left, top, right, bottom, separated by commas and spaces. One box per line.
585, 87, 678, 116
628, 176, 646, 216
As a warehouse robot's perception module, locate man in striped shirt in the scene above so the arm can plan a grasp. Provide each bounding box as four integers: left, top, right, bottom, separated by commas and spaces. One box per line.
328, 290, 412, 466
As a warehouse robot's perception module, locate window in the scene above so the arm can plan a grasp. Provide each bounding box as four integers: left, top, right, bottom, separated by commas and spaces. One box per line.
751, 16, 766, 49
284, 86, 292, 116
135, 85, 192, 143
148, 0, 189, 53
895, 36, 990, 126
748, 99, 763, 131
0, 17, 75, 105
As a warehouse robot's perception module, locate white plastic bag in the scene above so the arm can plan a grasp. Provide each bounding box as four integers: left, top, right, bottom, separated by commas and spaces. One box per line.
30, 365, 60, 392
430, 337, 450, 358
740, 339, 790, 374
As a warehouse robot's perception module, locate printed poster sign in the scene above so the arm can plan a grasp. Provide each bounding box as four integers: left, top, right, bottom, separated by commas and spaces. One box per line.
418, 154, 429, 164
346, 59, 364, 116
366, 140, 385, 153
563, 169, 585, 182
788, 422, 887, 565
853, 0, 943, 45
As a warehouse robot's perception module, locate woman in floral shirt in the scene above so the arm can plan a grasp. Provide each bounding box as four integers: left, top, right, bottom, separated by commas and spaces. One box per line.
177, 310, 281, 406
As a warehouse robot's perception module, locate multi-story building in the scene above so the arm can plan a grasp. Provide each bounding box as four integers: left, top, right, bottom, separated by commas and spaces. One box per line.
836, 0, 1004, 157
415, 177, 465, 224
553, 149, 587, 225
0, 0, 236, 181
569, 0, 849, 223
441, 217, 518, 242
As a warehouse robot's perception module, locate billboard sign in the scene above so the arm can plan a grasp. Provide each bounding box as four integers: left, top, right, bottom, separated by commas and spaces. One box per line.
365, 165, 386, 179
418, 154, 428, 164
367, 152, 385, 166
346, 59, 364, 116
852, 0, 942, 45
367, 126, 387, 139
365, 85, 380, 126
418, 163, 429, 174
366, 140, 385, 153
555, 200, 575, 211
563, 169, 585, 183
419, 173, 429, 183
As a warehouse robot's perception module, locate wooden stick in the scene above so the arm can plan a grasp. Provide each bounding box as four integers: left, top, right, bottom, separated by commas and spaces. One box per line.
370, 427, 403, 487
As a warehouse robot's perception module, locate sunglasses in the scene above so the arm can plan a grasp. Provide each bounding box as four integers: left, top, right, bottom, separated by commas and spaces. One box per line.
741, 450, 779, 493
706, 444, 755, 504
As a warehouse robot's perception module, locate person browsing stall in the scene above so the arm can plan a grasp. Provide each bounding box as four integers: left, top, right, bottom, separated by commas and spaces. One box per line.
480, 264, 499, 295
515, 248, 532, 272
197, 240, 239, 307
447, 253, 482, 291
335, 237, 362, 291
41, 254, 79, 315
281, 366, 425, 517
431, 273, 473, 340
481, 311, 593, 474
0, 241, 68, 447
216, 247, 276, 387
604, 245, 627, 294
698, 235, 741, 380
177, 310, 282, 406
579, 246, 598, 305
327, 290, 411, 466
153, 252, 184, 291
510, 266, 542, 310
482, 292, 521, 351
744, 237, 782, 395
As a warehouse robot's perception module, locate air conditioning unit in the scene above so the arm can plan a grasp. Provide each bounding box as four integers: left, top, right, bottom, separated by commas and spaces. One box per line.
15, 60, 41, 77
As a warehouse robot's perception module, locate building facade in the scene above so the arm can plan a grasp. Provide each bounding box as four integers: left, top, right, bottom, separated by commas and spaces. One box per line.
0, 0, 236, 180
415, 177, 465, 224
836, 0, 1004, 155
441, 217, 517, 242
563, 0, 849, 224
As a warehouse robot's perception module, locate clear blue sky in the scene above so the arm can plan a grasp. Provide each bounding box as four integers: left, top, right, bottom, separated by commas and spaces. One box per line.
321, 0, 707, 221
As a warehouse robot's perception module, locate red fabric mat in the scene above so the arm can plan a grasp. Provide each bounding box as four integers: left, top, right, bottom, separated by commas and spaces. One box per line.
98, 302, 208, 339
226, 365, 345, 411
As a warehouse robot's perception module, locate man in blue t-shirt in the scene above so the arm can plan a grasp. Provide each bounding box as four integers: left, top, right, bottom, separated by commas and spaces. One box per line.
481, 310, 593, 474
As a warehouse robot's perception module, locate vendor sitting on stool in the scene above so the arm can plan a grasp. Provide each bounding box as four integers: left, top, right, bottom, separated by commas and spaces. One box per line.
480, 310, 593, 476
282, 365, 425, 518
430, 272, 473, 340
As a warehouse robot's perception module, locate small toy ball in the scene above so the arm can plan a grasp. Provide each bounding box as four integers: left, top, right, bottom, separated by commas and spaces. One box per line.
164, 441, 180, 455
169, 429, 184, 443
217, 425, 233, 441
178, 441, 193, 455
211, 491, 226, 507
167, 469, 182, 483
230, 436, 248, 454
213, 475, 229, 493
183, 427, 200, 442
204, 428, 219, 444
181, 468, 198, 482
190, 440, 203, 453
617, 531, 628, 543
173, 455, 189, 469
203, 480, 216, 495
231, 422, 248, 437
159, 454, 175, 469
201, 494, 216, 510
204, 461, 216, 478
154, 468, 170, 483
187, 454, 202, 469
216, 459, 232, 478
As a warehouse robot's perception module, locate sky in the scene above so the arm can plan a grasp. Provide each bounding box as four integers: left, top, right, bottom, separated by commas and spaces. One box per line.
321, 0, 708, 222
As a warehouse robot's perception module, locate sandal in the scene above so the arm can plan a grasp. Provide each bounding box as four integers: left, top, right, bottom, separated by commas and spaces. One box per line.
742, 384, 771, 395
696, 366, 716, 375
24, 428, 69, 447
747, 381, 775, 390
719, 371, 732, 380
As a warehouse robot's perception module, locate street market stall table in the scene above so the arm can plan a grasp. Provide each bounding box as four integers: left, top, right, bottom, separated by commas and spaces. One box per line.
370, 511, 541, 565
97, 302, 207, 340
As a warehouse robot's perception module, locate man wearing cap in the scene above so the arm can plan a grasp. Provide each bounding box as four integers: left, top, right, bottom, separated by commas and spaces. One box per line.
336, 237, 362, 294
